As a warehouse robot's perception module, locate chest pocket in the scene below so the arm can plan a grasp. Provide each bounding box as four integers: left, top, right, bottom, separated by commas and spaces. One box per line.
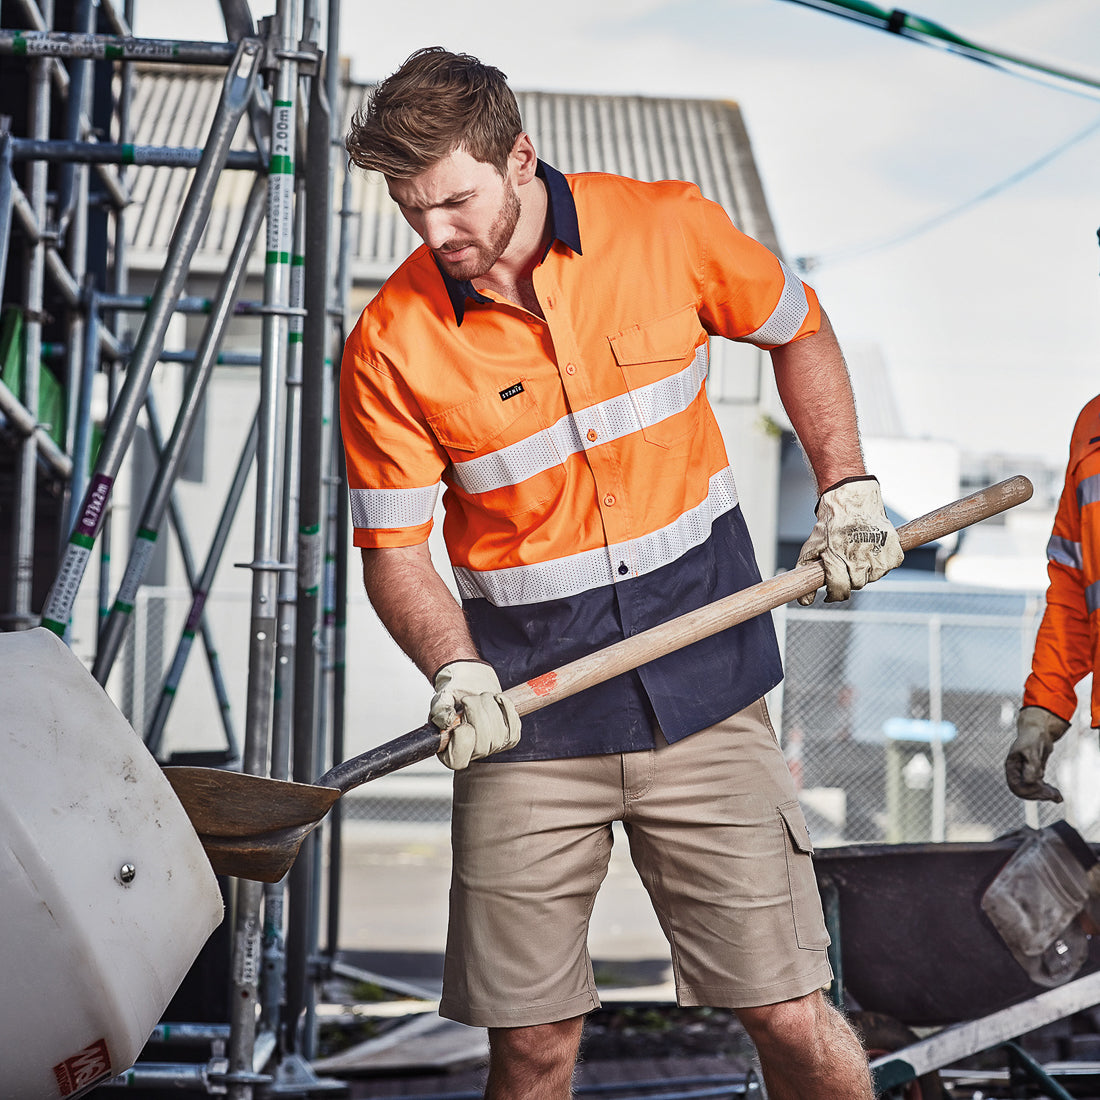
427, 384, 564, 516
609, 305, 707, 448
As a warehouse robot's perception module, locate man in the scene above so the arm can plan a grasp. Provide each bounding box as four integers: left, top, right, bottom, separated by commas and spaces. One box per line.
341, 47, 903, 1100
1006, 394, 1100, 803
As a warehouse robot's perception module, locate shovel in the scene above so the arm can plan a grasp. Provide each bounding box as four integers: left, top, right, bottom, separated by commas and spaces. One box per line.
165, 475, 1032, 882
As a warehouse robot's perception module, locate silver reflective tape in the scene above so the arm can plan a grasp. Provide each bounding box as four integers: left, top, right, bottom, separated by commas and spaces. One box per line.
743, 261, 809, 347
1078, 472, 1100, 509
453, 419, 576, 496
453, 345, 709, 495
454, 466, 739, 606
622, 344, 710, 436
1047, 534, 1083, 571
1088, 580, 1100, 615
456, 540, 615, 605
349, 484, 438, 530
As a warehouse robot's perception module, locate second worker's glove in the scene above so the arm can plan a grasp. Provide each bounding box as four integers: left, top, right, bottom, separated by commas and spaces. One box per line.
797, 475, 904, 605
1005, 705, 1072, 802
430, 659, 521, 771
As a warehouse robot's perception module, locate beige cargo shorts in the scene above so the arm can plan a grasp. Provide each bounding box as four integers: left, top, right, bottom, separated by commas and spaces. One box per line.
438, 698, 833, 1028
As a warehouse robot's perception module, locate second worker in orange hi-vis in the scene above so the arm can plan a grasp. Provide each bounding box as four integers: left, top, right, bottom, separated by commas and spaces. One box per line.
1006, 393, 1100, 802
341, 48, 903, 1100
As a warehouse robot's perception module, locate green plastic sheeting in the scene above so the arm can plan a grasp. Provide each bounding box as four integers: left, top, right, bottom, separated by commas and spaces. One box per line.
0, 306, 65, 448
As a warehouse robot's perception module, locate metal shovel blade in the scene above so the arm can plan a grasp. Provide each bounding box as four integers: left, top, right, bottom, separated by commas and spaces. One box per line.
164, 722, 443, 882
163, 768, 341, 882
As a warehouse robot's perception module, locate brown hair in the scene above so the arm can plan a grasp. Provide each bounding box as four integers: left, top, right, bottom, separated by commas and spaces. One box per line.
346, 47, 523, 178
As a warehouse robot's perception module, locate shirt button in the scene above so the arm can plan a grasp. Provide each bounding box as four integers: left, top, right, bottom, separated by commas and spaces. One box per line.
603, 494, 616, 507
565, 363, 577, 375
587, 428, 598, 442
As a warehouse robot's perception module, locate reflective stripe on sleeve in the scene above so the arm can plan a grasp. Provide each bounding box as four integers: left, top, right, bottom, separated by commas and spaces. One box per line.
452, 345, 709, 495
743, 261, 809, 347
1078, 472, 1100, 509
349, 484, 438, 530
1047, 534, 1083, 572
1089, 580, 1100, 615
454, 466, 739, 606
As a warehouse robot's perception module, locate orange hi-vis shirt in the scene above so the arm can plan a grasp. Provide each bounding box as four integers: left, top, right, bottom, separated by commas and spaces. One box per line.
1024, 394, 1100, 728
341, 163, 822, 760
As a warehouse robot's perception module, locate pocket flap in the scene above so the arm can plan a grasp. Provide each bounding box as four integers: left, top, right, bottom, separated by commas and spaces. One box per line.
427, 384, 537, 454
609, 305, 700, 366
779, 800, 815, 856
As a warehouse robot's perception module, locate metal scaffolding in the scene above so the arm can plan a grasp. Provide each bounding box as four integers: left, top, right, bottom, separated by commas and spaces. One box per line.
0, 0, 354, 1093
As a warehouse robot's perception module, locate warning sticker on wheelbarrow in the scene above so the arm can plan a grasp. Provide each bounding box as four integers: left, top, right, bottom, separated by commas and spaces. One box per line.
53, 1037, 111, 1097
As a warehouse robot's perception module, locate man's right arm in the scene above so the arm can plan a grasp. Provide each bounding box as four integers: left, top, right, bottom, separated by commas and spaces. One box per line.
360, 543, 479, 681
1006, 405, 1095, 801
360, 544, 521, 769
1023, 429, 1094, 724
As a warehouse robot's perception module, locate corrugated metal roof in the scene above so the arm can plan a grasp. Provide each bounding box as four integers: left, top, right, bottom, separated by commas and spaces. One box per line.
120, 65, 260, 269
121, 66, 783, 283
516, 91, 778, 248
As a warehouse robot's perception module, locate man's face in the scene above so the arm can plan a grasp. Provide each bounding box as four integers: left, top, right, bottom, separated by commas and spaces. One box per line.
387, 147, 521, 282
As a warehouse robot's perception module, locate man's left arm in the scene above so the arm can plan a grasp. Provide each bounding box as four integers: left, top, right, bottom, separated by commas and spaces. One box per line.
770, 311, 904, 603
770, 312, 864, 487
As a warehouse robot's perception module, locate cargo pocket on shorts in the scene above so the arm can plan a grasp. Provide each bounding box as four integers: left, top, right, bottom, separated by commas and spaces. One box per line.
778, 800, 830, 951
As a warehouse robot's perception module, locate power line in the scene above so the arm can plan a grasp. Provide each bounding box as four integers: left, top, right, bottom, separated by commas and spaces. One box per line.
797, 112, 1100, 271
781, 0, 1100, 103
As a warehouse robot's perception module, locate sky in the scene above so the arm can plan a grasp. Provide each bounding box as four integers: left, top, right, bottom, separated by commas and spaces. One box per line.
132, 0, 1100, 468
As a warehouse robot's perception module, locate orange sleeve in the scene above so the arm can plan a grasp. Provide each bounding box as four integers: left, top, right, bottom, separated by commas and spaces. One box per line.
339, 316, 447, 549
687, 187, 821, 348
1023, 403, 1100, 722
1024, 564, 1092, 722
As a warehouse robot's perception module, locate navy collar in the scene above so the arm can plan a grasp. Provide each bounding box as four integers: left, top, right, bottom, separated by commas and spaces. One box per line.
439, 161, 582, 325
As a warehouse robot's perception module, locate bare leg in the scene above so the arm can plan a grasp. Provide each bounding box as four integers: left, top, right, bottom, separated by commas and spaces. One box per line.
485, 1016, 585, 1100
737, 990, 874, 1100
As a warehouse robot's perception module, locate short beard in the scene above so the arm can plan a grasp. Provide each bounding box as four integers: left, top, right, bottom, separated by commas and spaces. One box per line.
436, 183, 521, 282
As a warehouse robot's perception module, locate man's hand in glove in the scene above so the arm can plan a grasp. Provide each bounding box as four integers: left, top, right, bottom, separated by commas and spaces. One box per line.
797, 475, 904, 605
1005, 705, 1071, 802
430, 659, 521, 771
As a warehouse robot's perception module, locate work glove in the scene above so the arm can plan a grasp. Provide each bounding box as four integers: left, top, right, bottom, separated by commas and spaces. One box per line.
1004, 705, 1072, 802
796, 475, 904, 605
430, 659, 521, 771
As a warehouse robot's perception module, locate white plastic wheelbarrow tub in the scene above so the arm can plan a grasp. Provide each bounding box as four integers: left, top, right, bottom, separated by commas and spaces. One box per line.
0, 628, 223, 1099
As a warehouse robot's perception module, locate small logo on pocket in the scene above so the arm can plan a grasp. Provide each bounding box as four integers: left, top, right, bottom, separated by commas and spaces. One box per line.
499, 382, 524, 401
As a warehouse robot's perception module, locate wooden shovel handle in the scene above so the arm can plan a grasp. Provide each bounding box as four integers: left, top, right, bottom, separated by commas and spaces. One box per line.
507, 474, 1033, 716
318, 475, 1032, 795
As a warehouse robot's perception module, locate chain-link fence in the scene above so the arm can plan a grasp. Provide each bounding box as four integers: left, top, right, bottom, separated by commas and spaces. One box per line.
775, 579, 1094, 847
118, 578, 1097, 844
